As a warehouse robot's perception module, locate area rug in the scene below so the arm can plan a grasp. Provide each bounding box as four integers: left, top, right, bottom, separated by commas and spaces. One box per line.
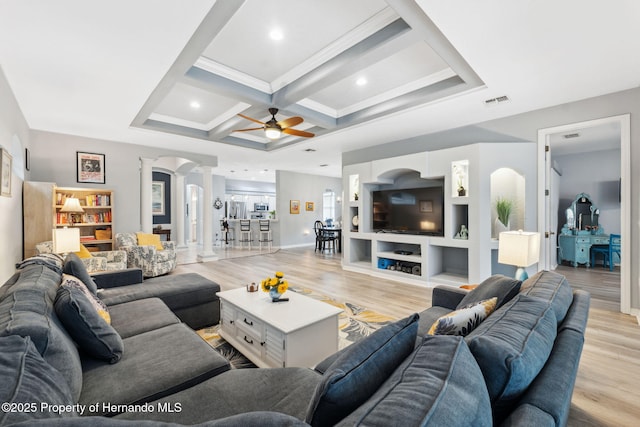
197, 287, 395, 369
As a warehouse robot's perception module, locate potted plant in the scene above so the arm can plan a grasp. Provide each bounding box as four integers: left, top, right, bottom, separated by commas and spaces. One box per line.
495, 197, 514, 237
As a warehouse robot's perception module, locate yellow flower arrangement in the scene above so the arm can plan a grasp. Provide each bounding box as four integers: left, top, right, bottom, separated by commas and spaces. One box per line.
261, 271, 289, 295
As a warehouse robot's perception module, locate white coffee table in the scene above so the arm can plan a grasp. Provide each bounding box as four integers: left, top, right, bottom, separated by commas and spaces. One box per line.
217, 287, 343, 368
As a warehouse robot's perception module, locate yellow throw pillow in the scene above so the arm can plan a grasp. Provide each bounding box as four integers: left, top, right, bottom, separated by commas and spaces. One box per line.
74, 244, 92, 259
136, 232, 164, 251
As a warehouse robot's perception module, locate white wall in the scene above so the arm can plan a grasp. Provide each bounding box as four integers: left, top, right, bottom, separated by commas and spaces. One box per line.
276, 170, 343, 248
0, 67, 30, 283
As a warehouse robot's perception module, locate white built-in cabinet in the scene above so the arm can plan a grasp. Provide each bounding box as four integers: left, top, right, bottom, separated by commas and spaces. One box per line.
342, 143, 537, 287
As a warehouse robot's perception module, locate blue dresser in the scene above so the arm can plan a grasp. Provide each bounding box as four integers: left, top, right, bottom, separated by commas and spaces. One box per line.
558, 233, 609, 267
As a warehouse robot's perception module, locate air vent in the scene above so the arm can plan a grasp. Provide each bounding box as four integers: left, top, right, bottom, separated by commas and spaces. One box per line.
563, 133, 580, 139
484, 95, 510, 106
319, 164, 329, 167
304, 148, 316, 152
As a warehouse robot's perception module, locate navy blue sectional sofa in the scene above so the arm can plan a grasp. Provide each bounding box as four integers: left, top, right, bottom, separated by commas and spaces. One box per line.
0, 252, 588, 427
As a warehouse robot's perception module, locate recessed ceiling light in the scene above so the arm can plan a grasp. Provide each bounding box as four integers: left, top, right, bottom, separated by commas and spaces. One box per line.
269, 28, 284, 41
190, 101, 201, 109
356, 77, 367, 86
304, 148, 316, 152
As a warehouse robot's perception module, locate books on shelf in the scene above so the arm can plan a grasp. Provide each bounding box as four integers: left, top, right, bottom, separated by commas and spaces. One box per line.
55, 192, 110, 207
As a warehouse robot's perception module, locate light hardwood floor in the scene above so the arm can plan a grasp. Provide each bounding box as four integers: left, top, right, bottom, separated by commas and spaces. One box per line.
174, 246, 640, 427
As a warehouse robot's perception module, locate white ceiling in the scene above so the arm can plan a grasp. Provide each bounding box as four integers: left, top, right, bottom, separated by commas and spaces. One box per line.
1, 0, 638, 183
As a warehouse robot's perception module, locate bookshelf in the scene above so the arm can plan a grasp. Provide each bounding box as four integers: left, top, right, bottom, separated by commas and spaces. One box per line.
54, 187, 115, 251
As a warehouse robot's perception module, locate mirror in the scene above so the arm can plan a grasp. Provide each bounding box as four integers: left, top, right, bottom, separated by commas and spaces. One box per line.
563, 193, 601, 233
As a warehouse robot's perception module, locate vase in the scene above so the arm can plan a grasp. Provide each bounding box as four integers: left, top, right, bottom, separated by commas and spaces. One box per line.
495, 218, 510, 238
269, 287, 282, 301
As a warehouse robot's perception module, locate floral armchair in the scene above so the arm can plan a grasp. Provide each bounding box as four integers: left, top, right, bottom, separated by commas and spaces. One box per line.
35, 241, 127, 273
115, 232, 177, 278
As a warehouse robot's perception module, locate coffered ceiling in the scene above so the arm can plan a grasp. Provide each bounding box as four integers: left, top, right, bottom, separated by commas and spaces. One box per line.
133, 0, 483, 152
1, 0, 639, 182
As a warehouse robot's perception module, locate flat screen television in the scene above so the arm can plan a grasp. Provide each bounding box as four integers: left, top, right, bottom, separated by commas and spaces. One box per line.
372, 181, 444, 236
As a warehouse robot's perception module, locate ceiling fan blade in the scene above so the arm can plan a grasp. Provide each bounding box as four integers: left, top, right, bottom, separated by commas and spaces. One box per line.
277, 116, 303, 129
233, 127, 264, 132
237, 113, 265, 125
283, 128, 315, 138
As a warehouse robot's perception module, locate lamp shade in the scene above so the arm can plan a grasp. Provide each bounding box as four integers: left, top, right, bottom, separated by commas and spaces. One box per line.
53, 227, 80, 254
498, 231, 540, 267
60, 197, 84, 213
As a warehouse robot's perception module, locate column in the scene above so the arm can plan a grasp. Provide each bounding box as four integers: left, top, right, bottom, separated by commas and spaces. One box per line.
140, 157, 154, 233
175, 173, 187, 249
197, 165, 218, 262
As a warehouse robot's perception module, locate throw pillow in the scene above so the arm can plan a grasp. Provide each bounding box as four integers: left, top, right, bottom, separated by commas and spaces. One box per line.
428, 297, 497, 336
55, 275, 123, 363
63, 252, 98, 295
306, 313, 419, 427
0, 335, 76, 425
457, 274, 521, 310
74, 243, 92, 259
136, 232, 164, 251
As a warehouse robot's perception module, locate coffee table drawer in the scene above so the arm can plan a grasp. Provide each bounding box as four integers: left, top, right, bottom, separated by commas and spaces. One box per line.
234, 327, 262, 359
234, 308, 264, 338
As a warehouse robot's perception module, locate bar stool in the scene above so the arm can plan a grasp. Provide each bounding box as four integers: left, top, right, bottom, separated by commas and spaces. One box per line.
238, 219, 253, 249
220, 219, 234, 246
258, 220, 273, 251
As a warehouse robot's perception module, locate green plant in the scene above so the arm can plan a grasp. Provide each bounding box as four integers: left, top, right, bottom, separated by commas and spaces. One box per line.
495, 197, 514, 226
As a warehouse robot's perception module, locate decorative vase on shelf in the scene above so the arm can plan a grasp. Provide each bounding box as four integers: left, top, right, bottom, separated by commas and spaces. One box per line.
457, 186, 466, 197
495, 218, 510, 238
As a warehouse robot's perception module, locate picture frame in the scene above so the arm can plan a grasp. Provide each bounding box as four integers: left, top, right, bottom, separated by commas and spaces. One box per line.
152, 181, 165, 216
420, 200, 433, 213
77, 151, 105, 184
1, 148, 12, 197
290, 200, 300, 214
305, 201, 314, 211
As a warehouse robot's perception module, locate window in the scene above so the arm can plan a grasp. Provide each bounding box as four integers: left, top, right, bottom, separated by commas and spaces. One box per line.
323, 191, 336, 222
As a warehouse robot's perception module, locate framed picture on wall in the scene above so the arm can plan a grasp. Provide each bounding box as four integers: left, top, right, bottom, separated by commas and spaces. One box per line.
290, 200, 300, 214
1, 148, 12, 197
306, 201, 314, 211
152, 181, 165, 216
77, 151, 105, 184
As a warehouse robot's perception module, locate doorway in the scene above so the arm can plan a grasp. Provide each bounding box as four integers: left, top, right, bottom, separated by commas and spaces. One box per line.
537, 114, 630, 313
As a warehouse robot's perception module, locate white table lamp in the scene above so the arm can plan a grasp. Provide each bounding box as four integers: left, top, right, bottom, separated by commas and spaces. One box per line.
498, 230, 540, 280
60, 197, 84, 226
53, 227, 80, 255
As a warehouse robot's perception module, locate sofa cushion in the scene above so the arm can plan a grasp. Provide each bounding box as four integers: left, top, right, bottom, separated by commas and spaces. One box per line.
79, 323, 230, 416
14, 253, 64, 275
465, 294, 557, 422
457, 274, 521, 310
108, 298, 181, 339
0, 335, 76, 425
0, 266, 83, 402
520, 270, 573, 324
116, 367, 321, 424
306, 313, 419, 427
428, 297, 497, 336
64, 253, 98, 295
337, 335, 492, 427
55, 276, 124, 363
74, 243, 93, 259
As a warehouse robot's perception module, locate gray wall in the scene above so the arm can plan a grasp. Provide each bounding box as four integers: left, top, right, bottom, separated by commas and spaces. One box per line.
345, 86, 640, 312
276, 170, 342, 248
0, 67, 30, 283
555, 149, 621, 235
28, 131, 217, 235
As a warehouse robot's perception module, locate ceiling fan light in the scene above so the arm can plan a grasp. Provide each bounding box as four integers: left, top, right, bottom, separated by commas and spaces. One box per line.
265, 128, 281, 139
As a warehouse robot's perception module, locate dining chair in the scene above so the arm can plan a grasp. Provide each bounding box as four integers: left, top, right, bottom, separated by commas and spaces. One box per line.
314, 220, 336, 253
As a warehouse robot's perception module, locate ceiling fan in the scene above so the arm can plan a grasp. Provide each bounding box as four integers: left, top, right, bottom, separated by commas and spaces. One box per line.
235, 108, 315, 140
